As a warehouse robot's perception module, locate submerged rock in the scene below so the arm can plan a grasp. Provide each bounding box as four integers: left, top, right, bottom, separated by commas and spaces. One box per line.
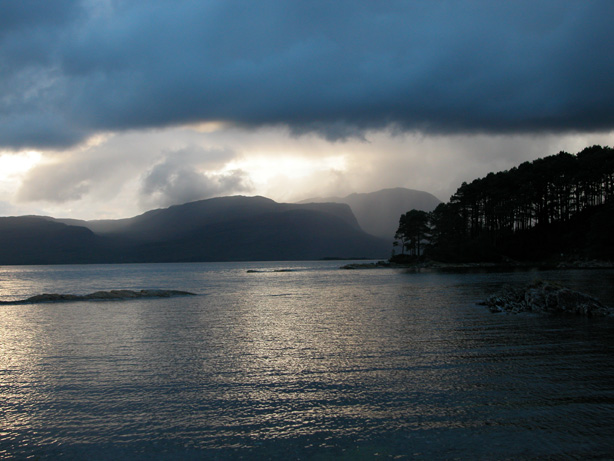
1, 289, 196, 305
479, 280, 612, 317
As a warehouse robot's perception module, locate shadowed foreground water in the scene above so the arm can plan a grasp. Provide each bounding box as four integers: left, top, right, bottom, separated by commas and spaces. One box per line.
1, 262, 613, 459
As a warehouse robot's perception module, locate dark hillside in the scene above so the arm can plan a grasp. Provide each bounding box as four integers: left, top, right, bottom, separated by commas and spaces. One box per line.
58, 196, 361, 242
123, 208, 388, 262
0, 217, 104, 264
1, 196, 387, 264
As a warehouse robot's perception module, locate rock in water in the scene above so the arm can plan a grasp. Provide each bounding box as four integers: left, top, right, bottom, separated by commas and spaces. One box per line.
479, 280, 613, 317
0, 289, 196, 305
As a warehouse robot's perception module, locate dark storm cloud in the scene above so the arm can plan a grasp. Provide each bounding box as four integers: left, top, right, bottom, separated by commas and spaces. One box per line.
0, 0, 78, 37
2, 0, 613, 149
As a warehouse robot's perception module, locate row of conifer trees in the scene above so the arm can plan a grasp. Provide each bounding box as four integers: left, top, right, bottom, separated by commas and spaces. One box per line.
394, 145, 614, 262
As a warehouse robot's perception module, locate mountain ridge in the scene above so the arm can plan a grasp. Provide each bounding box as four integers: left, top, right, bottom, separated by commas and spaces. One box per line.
300, 187, 442, 239
0, 195, 388, 264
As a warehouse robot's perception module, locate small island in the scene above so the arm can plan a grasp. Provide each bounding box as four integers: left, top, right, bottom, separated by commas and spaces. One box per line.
341, 146, 614, 271
0, 289, 197, 305
341, 147, 614, 274
386, 146, 614, 269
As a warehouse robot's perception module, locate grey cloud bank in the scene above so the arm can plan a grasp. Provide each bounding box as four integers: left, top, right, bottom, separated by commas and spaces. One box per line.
2, 0, 613, 150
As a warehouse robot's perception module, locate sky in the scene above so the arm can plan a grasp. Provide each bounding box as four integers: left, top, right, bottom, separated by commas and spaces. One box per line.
1, 0, 614, 220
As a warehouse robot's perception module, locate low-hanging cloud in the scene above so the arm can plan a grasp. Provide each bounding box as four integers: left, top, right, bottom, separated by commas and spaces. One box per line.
140, 147, 252, 208
1, 0, 613, 150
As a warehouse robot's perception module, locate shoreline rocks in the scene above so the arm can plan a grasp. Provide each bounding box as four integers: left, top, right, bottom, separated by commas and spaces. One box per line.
340, 261, 392, 269
341, 259, 614, 271
0, 289, 196, 305
479, 280, 613, 317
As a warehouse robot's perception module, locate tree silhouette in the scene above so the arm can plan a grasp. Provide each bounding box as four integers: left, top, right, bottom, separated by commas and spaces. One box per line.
394, 209, 430, 257
395, 145, 614, 262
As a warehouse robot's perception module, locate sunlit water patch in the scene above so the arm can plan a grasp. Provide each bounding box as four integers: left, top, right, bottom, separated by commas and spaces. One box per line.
1, 262, 613, 459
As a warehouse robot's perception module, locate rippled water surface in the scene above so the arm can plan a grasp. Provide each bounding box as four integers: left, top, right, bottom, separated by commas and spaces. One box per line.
1, 262, 613, 459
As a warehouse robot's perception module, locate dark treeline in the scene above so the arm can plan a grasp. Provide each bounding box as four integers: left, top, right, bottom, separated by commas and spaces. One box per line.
394, 145, 614, 262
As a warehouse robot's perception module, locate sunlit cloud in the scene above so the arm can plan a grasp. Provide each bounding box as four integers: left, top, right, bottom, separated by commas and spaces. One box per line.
227, 155, 347, 183
186, 121, 232, 133
0, 151, 42, 178
3, 124, 613, 220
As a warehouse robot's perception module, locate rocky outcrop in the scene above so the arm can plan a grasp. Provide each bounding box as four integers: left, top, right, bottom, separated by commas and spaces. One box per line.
1, 289, 196, 305
479, 280, 613, 316
340, 261, 392, 269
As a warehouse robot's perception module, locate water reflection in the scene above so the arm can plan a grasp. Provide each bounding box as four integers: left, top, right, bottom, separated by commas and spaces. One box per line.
1, 264, 613, 459
0, 306, 40, 458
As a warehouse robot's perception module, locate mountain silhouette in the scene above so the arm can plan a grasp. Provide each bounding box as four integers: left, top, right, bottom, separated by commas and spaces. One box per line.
301, 187, 441, 239
0, 216, 102, 264
1, 196, 389, 264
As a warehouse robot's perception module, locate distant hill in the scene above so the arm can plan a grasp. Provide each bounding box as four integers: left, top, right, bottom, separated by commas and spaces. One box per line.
123, 207, 386, 262
0, 216, 103, 264
301, 188, 441, 240
1, 196, 389, 265
60, 196, 360, 242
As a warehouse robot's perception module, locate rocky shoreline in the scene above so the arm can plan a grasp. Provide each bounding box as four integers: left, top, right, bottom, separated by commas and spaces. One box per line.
341, 260, 511, 270
0, 289, 197, 305
341, 259, 614, 271
478, 280, 613, 317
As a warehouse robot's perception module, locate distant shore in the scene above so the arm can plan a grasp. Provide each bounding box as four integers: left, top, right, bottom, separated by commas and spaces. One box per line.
340, 259, 614, 271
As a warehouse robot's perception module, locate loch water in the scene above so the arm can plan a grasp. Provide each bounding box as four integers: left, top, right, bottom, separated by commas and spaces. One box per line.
1, 261, 613, 460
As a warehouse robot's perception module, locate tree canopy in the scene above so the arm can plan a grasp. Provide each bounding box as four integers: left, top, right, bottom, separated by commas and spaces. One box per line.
393, 145, 614, 262
394, 210, 430, 257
